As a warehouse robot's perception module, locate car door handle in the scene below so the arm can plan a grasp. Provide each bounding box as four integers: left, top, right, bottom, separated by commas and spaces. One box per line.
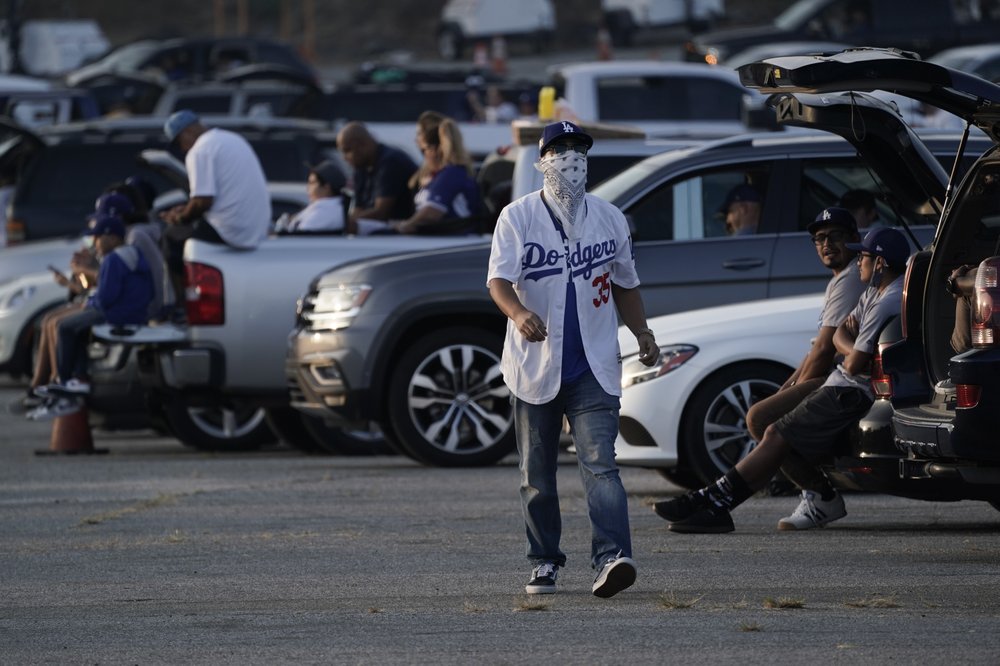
722, 258, 766, 270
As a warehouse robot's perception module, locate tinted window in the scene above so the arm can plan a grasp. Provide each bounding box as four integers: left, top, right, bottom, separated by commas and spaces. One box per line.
255, 43, 304, 70
624, 165, 771, 242
595, 76, 743, 122
172, 94, 233, 114
586, 155, 647, 190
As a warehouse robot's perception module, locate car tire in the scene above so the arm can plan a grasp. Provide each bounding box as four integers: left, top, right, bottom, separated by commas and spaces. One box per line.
300, 414, 397, 456
386, 326, 514, 467
164, 400, 277, 452
679, 362, 791, 485
264, 406, 327, 454
437, 24, 463, 61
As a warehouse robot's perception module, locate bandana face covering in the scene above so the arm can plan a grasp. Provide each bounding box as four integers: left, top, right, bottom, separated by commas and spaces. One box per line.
536, 151, 588, 231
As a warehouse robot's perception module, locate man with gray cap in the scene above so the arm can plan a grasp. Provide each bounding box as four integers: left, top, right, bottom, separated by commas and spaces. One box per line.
488, 120, 659, 598
162, 109, 270, 249
654, 226, 910, 534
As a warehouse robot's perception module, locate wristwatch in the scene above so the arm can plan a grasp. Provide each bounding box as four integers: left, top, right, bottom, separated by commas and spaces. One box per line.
637, 327, 655, 339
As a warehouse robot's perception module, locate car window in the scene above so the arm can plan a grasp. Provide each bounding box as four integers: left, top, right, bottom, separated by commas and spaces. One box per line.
595, 76, 743, 122
624, 165, 772, 242
586, 155, 647, 190
798, 160, 932, 230
171, 93, 233, 114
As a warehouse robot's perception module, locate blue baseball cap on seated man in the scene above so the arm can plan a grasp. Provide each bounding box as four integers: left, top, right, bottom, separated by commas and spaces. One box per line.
807, 206, 858, 235
83, 214, 127, 239
845, 226, 910, 270
538, 120, 594, 155
164, 109, 200, 142
716, 183, 761, 218
94, 192, 135, 218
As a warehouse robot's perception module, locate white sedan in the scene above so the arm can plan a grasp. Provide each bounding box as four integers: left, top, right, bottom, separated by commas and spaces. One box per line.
615, 293, 823, 488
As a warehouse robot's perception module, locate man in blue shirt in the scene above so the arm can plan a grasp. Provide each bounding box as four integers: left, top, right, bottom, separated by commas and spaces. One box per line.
336, 122, 418, 232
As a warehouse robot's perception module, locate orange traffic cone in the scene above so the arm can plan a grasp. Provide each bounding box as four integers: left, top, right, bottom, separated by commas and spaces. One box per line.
473, 41, 489, 69
490, 36, 508, 76
36, 406, 107, 456
596, 26, 613, 61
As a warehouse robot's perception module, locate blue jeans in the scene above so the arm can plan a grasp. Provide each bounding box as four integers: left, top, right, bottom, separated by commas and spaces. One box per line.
55, 306, 104, 383
514, 370, 632, 572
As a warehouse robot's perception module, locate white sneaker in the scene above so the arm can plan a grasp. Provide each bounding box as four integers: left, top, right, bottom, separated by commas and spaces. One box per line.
48, 379, 91, 396
777, 490, 846, 530
26, 396, 83, 421
525, 562, 558, 594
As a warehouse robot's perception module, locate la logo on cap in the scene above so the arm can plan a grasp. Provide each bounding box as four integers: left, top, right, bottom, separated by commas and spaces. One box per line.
561, 121, 575, 133
822, 209, 832, 220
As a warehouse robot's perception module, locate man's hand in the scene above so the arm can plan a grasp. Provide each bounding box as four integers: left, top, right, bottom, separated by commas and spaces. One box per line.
513, 310, 547, 342
843, 314, 859, 338
161, 204, 186, 226
637, 331, 659, 366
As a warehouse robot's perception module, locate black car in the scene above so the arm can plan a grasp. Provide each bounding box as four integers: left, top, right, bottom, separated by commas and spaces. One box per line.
739, 47, 1000, 505
686, 0, 1000, 66
0, 116, 335, 245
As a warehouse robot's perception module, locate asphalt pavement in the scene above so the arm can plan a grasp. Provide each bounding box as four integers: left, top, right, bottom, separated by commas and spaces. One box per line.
2, 378, 1000, 664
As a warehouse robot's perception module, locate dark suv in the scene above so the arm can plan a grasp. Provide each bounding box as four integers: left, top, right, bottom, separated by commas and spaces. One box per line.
1, 116, 335, 244
739, 48, 1000, 503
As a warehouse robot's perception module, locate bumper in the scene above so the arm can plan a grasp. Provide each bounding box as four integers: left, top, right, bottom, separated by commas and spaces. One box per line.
611, 365, 692, 468
285, 327, 375, 426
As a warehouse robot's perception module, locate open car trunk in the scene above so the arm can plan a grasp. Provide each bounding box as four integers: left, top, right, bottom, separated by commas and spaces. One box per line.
738, 46, 1000, 385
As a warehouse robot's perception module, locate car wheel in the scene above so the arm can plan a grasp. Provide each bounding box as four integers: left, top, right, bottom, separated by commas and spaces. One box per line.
164, 400, 277, 451
656, 467, 704, 490
264, 406, 327, 454
437, 25, 463, 61
679, 362, 791, 485
386, 326, 514, 467
300, 415, 397, 456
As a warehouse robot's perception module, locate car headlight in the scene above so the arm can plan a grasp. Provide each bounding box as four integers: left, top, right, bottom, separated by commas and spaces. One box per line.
621, 344, 697, 389
302, 283, 371, 331
0, 283, 37, 314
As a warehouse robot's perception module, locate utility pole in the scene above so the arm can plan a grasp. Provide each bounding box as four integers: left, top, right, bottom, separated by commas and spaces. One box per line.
5, 0, 23, 74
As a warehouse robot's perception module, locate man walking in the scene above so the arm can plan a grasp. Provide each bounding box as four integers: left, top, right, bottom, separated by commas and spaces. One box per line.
487, 121, 659, 597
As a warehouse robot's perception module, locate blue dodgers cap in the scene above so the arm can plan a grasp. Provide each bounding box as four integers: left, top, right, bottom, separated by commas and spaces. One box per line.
83, 214, 126, 238
807, 206, 858, 235
846, 227, 911, 269
164, 109, 200, 142
716, 183, 761, 216
94, 192, 135, 218
538, 120, 594, 155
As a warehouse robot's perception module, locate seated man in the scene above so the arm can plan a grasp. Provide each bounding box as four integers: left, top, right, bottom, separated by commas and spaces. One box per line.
654, 227, 910, 533
28, 215, 154, 420
719, 184, 761, 236
336, 121, 418, 233
838, 189, 880, 231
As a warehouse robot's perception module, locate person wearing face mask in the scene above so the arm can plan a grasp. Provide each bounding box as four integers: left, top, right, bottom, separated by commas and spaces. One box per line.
654, 227, 910, 534
487, 120, 659, 599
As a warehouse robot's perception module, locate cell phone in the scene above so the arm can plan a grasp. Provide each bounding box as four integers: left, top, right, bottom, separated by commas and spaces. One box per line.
47, 265, 67, 280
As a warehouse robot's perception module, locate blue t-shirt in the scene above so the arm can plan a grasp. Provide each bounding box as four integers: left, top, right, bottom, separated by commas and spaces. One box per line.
414, 164, 482, 226
352, 144, 418, 220
561, 281, 590, 382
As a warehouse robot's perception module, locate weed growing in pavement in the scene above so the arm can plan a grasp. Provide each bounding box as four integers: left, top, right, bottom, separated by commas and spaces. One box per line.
845, 596, 900, 608
463, 601, 487, 613
79, 493, 184, 526
763, 597, 804, 609
514, 599, 551, 612
367, 607, 382, 614
165, 530, 186, 543
738, 622, 762, 632
658, 592, 703, 609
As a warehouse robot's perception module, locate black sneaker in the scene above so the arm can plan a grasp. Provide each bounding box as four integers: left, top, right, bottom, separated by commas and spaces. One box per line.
525, 562, 558, 594
592, 555, 637, 598
652, 491, 709, 522
667, 506, 735, 534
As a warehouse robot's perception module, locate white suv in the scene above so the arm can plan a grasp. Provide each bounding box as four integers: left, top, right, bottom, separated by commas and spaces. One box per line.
437, 0, 555, 61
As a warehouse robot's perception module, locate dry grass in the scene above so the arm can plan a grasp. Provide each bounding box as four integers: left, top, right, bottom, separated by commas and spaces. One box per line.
514, 599, 551, 612
739, 622, 762, 632
79, 493, 182, 526
845, 596, 900, 609
658, 592, 703, 609
763, 596, 805, 609
367, 607, 382, 614
463, 601, 487, 613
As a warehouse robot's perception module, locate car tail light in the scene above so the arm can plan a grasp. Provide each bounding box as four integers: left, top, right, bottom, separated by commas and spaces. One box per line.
956, 384, 982, 409
6, 218, 25, 244
870, 350, 892, 398
184, 261, 224, 325
971, 257, 1000, 347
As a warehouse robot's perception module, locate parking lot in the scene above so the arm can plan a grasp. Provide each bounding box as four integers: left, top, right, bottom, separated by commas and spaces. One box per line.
2, 379, 999, 664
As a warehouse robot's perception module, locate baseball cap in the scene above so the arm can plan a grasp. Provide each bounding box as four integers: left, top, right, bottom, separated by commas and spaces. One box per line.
807, 206, 858, 235
716, 183, 761, 217
845, 227, 910, 269
307, 160, 347, 192
83, 214, 126, 239
538, 120, 594, 155
164, 109, 200, 142
94, 192, 135, 218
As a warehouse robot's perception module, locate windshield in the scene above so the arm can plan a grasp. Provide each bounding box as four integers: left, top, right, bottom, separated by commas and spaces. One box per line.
775, 0, 827, 30
928, 52, 976, 71
591, 148, 698, 204
99, 42, 161, 70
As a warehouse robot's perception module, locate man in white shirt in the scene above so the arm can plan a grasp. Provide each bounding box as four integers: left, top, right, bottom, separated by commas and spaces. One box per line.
487, 121, 659, 599
162, 110, 270, 249
655, 227, 910, 534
